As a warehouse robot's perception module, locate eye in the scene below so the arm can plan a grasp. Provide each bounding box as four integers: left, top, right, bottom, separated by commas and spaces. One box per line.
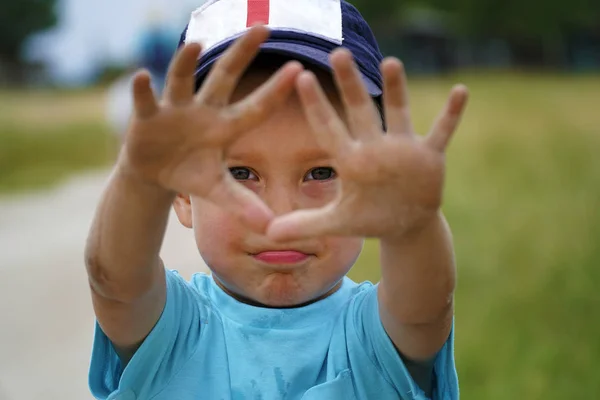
305, 167, 336, 181
229, 167, 257, 181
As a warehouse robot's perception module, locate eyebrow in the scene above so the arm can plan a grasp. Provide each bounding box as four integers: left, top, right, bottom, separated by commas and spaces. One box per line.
291, 147, 333, 163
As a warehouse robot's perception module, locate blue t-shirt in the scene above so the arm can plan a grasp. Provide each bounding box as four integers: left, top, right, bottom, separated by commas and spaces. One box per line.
89, 270, 458, 399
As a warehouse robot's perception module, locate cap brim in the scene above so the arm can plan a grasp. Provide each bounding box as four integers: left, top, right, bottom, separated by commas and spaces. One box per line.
194, 39, 382, 97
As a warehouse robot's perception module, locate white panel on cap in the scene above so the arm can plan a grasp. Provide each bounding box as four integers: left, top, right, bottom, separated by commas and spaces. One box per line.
185, 0, 343, 53
269, 0, 342, 44
185, 0, 248, 51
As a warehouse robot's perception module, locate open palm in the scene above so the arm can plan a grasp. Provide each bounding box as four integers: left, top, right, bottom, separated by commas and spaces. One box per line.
120, 26, 302, 230
267, 49, 468, 242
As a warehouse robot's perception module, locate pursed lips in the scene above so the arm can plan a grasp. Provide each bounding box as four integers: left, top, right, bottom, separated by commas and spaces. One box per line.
251, 250, 313, 264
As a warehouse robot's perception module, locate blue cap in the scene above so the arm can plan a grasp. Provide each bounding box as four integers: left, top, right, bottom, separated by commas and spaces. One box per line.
178, 0, 384, 97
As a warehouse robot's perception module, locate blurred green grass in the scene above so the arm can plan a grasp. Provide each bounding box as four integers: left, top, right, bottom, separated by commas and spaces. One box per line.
350, 73, 600, 398
0, 89, 118, 193
1, 73, 599, 398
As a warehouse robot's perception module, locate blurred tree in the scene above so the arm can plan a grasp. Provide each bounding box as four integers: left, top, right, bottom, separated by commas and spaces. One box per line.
420, 0, 600, 66
351, 0, 600, 68
406, 0, 600, 36
0, 0, 57, 82
0, 0, 57, 60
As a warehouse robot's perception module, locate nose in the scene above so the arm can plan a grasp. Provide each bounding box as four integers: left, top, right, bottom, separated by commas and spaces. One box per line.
262, 182, 299, 217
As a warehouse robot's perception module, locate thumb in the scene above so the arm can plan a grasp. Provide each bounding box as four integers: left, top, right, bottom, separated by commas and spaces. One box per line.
266, 204, 340, 242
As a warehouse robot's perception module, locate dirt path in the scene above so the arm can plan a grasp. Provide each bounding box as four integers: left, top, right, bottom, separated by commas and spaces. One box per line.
0, 170, 208, 400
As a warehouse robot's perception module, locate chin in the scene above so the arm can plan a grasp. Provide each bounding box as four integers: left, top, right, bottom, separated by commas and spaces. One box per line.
255, 274, 336, 308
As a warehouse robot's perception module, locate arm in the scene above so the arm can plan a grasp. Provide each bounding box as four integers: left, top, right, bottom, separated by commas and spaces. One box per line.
378, 212, 455, 361
85, 166, 173, 363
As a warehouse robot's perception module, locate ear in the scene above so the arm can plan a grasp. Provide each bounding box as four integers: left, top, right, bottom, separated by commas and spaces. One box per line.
173, 194, 193, 229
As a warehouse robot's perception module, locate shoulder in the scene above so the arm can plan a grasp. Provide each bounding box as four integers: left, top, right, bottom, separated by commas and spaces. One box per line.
168, 270, 211, 302
340, 277, 378, 318
164, 269, 225, 325
89, 270, 219, 400
332, 279, 459, 399
341, 276, 376, 299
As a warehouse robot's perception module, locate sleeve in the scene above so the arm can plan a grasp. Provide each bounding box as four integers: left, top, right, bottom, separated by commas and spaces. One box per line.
88, 269, 210, 400
345, 284, 459, 400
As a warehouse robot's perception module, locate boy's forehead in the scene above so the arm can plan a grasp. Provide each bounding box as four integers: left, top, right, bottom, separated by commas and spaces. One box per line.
228, 132, 333, 163
227, 71, 344, 158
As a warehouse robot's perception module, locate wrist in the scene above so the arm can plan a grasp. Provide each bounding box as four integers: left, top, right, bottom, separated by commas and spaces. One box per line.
113, 158, 177, 203
381, 210, 444, 245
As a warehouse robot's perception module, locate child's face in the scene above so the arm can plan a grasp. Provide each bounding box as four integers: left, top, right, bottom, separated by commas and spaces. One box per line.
174, 67, 363, 308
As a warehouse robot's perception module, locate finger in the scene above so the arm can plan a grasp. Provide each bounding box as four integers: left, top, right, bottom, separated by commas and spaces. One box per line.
425, 85, 469, 152
132, 70, 159, 118
223, 61, 303, 140
295, 71, 352, 152
266, 204, 342, 242
196, 25, 270, 106
330, 49, 381, 140
204, 175, 274, 232
164, 43, 203, 105
381, 58, 414, 135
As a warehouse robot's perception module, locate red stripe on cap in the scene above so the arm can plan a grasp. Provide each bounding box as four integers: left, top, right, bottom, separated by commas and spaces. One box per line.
246, 0, 270, 27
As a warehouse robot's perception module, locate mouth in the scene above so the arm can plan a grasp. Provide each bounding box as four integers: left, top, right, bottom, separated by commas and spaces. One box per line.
251, 250, 313, 265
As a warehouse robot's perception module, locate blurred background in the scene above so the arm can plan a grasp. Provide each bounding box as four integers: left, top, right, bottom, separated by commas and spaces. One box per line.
0, 0, 598, 399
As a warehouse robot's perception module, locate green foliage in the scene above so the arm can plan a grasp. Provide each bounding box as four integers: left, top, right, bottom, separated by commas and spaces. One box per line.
351, 0, 600, 40
0, 0, 58, 61
425, 0, 600, 38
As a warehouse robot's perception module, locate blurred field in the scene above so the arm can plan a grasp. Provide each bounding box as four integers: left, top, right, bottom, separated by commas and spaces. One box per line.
0, 89, 118, 193
1, 73, 599, 398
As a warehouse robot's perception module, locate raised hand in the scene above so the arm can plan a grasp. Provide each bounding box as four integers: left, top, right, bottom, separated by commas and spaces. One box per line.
119, 26, 303, 230
266, 49, 468, 242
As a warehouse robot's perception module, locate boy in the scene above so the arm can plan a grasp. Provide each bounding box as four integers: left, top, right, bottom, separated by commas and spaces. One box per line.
86, 0, 468, 399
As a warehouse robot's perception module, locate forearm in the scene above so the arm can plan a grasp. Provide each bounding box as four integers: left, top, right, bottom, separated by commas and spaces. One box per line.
379, 211, 456, 325
85, 164, 175, 302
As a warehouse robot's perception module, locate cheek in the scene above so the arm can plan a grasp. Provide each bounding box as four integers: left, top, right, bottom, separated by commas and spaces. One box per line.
191, 198, 244, 265
238, 180, 261, 194
324, 236, 364, 274
301, 181, 339, 206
